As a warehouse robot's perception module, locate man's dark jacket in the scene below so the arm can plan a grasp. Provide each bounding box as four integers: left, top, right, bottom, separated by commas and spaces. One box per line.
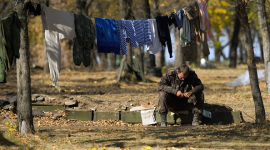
157, 69, 204, 95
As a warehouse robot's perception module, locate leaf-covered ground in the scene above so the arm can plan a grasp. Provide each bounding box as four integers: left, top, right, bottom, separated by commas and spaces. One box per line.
1, 64, 270, 149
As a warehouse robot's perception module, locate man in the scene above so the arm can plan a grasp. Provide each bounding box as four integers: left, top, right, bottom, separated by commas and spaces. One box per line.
157, 64, 204, 127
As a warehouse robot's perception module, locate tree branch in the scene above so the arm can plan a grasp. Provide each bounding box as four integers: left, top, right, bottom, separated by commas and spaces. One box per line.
86, 0, 94, 9
248, 10, 259, 21
221, 41, 230, 50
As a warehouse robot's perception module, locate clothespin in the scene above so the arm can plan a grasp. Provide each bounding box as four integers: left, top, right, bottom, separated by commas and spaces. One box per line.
174, 9, 177, 13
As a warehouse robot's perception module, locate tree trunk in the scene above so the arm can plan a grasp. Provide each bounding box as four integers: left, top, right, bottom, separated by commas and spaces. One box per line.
140, 0, 150, 71
133, 0, 151, 73
229, 15, 241, 68
121, 0, 135, 80
156, 48, 166, 67
214, 36, 221, 62
43, 0, 49, 73
240, 36, 247, 63
109, 54, 117, 70
257, 0, 270, 93
75, 0, 93, 15
258, 35, 264, 63
16, 1, 34, 134
152, 0, 165, 68
0, 1, 12, 19
98, 53, 108, 70
174, 29, 185, 67
124, 43, 133, 80
235, 0, 265, 123
239, 40, 244, 64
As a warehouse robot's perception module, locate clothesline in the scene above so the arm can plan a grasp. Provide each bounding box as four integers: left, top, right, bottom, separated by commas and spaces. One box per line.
1, 0, 213, 86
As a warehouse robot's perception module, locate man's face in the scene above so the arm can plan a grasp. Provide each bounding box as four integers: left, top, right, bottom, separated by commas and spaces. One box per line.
177, 71, 188, 81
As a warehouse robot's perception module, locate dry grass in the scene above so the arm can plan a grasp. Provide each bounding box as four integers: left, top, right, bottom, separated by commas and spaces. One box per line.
1, 63, 270, 149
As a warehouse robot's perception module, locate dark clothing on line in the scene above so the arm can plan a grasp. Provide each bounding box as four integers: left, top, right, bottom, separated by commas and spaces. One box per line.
155, 16, 173, 58
0, 11, 21, 83
73, 14, 96, 67
184, 2, 210, 58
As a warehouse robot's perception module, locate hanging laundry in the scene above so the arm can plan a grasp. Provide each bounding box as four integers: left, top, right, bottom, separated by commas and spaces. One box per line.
181, 22, 197, 61
25, 2, 41, 16
0, 11, 21, 83
180, 2, 200, 61
115, 19, 127, 55
95, 18, 120, 54
168, 12, 178, 29
41, 5, 76, 86
185, 2, 210, 57
124, 20, 138, 48
181, 2, 200, 61
176, 10, 185, 29
180, 11, 191, 47
146, 19, 162, 54
133, 20, 152, 45
73, 14, 96, 67
155, 16, 173, 58
196, 0, 213, 41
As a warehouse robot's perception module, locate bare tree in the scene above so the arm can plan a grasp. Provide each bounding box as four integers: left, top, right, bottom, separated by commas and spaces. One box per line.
16, 0, 34, 134
152, 0, 165, 68
174, 28, 185, 67
134, 0, 151, 73
229, 15, 240, 68
235, 0, 265, 123
257, 0, 270, 93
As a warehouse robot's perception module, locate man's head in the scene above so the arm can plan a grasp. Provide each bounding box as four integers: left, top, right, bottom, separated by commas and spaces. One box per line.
176, 64, 189, 81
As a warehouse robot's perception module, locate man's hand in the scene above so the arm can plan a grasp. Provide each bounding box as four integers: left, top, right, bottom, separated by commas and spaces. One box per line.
176, 90, 184, 98
184, 91, 192, 98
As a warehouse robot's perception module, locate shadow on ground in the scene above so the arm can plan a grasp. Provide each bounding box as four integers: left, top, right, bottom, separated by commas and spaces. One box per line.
35, 122, 270, 149
0, 132, 17, 147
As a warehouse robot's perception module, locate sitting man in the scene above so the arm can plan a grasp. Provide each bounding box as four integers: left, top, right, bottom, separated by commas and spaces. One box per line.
157, 64, 204, 126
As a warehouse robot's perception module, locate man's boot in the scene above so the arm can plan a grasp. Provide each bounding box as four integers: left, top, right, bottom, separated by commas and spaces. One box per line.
160, 113, 167, 127
192, 113, 202, 126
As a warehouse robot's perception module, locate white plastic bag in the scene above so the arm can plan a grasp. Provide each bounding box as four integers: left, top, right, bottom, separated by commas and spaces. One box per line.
225, 70, 265, 87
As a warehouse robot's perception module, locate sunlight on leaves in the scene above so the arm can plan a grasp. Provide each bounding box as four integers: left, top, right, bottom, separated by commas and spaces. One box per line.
5, 121, 17, 132
145, 146, 151, 149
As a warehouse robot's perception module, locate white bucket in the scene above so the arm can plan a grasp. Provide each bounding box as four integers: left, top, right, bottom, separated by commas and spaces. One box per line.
140, 108, 157, 126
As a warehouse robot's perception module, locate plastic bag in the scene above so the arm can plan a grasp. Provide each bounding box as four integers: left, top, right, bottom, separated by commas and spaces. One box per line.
225, 70, 265, 87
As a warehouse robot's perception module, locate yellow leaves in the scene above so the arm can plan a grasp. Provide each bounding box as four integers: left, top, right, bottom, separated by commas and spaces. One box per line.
141, 146, 151, 150
28, 17, 43, 47
5, 121, 10, 126
220, 1, 230, 7
214, 8, 228, 15
208, 0, 233, 36
145, 146, 151, 149
5, 121, 17, 132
